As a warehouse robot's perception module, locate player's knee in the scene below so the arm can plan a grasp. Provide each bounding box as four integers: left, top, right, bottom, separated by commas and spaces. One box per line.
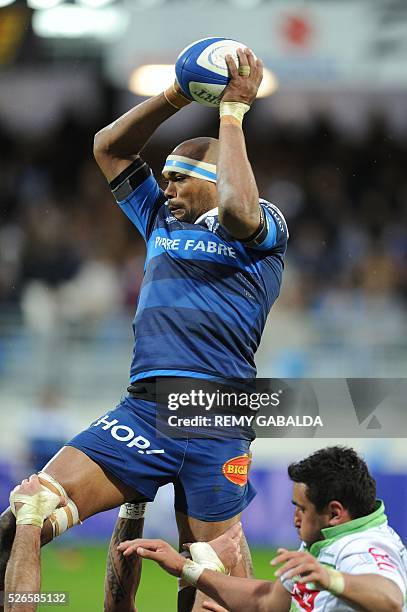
38, 472, 81, 539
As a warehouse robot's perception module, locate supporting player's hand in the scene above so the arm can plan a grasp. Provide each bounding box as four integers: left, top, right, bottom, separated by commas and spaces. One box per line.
12, 474, 67, 515
222, 47, 263, 106
271, 548, 330, 590
204, 522, 242, 572
118, 538, 186, 577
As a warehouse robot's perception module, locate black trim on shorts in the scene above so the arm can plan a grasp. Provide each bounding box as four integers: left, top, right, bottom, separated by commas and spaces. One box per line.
110, 157, 151, 202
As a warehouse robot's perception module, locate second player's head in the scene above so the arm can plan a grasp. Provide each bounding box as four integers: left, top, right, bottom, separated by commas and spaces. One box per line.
288, 446, 377, 546
162, 137, 219, 223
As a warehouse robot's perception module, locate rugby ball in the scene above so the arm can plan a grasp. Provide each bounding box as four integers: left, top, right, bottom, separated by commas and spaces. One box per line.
175, 37, 248, 108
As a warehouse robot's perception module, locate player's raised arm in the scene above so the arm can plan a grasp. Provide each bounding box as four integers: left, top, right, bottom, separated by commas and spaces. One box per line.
93, 81, 191, 182
217, 47, 264, 239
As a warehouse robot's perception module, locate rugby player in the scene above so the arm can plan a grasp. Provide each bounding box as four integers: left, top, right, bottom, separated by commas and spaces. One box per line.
5, 475, 65, 612
0, 47, 288, 612
120, 447, 407, 612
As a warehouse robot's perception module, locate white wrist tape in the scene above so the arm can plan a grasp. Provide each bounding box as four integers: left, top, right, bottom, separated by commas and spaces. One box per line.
326, 567, 345, 595
219, 101, 250, 125
119, 502, 147, 520
189, 542, 227, 573
10, 489, 61, 528
181, 542, 227, 586
181, 560, 205, 587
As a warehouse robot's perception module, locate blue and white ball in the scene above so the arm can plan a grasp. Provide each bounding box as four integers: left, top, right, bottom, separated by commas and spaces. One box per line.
175, 37, 248, 108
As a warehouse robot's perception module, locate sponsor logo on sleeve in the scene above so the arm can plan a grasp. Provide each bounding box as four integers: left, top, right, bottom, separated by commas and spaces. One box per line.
368, 547, 397, 571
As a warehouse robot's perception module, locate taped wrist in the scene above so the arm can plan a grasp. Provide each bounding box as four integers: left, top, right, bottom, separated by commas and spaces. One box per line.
326, 567, 345, 595
118, 502, 147, 520
219, 101, 250, 126
181, 542, 227, 586
163, 84, 192, 110
10, 490, 61, 528
181, 560, 205, 587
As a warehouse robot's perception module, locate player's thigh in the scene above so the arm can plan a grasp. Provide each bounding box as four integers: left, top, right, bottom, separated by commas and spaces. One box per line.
42, 445, 139, 520
174, 436, 256, 526
51, 394, 186, 520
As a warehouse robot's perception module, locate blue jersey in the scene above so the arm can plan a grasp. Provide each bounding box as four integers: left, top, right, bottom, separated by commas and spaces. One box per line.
111, 159, 288, 383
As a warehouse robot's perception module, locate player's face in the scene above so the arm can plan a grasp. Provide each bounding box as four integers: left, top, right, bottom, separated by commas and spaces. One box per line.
292, 483, 330, 546
163, 172, 217, 224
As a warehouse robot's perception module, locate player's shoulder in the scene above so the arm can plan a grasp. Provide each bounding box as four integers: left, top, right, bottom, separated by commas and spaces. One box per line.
335, 523, 406, 560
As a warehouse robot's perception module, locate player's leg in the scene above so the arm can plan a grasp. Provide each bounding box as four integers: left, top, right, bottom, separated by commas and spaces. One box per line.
104, 506, 147, 612
176, 511, 254, 612
174, 437, 256, 612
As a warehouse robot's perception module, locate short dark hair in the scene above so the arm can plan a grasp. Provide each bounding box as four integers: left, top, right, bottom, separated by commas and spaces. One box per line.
288, 446, 376, 518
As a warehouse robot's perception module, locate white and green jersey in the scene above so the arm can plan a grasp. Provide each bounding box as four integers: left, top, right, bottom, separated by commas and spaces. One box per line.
282, 501, 407, 611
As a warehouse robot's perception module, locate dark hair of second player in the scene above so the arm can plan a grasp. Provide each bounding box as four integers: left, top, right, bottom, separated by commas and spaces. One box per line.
288, 446, 377, 519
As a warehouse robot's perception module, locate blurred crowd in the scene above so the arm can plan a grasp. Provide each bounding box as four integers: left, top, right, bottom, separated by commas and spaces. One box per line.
0, 107, 406, 336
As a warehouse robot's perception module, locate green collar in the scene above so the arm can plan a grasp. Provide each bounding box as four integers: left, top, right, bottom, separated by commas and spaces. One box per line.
309, 500, 387, 557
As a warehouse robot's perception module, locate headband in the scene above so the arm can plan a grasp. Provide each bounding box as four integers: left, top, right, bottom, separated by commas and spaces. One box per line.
162, 155, 217, 183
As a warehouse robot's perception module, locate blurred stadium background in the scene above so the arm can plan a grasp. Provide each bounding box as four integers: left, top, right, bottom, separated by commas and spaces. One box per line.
1, 0, 407, 609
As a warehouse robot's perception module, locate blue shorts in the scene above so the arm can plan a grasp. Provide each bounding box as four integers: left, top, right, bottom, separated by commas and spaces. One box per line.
68, 394, 256, 522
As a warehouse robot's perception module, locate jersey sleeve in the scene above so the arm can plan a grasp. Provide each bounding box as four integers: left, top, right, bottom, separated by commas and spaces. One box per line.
239, 199, 289, 253
110, 158, 166, 241
337, 538, 407, 596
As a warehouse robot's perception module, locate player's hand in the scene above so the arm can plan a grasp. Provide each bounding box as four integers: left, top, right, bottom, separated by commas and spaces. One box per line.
271, 548, 330, 590
183, 523, 242, 573
206, 522, 242, 572
118, 538, 186, 577
13, 474, 66, 514
222, 47, 263, 106
202, 601, 229, 612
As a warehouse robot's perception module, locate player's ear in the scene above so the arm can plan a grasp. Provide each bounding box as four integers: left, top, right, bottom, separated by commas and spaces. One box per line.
327, 500, 346, 525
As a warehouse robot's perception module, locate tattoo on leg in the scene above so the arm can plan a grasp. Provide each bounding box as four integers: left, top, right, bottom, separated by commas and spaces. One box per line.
104, 517, 144, 612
